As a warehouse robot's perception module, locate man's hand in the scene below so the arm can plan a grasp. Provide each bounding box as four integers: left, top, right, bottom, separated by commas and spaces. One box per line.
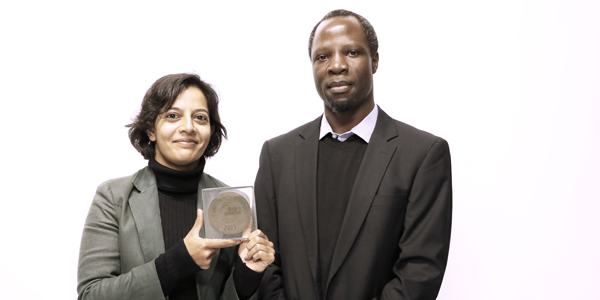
184, 209, 240, 269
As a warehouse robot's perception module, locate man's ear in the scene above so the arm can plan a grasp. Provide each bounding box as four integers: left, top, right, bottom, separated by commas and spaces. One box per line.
147, 129, 156, 142
371, 52, 379, 74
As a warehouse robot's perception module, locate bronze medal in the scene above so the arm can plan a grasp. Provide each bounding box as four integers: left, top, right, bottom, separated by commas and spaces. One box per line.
208, 192, 251, 235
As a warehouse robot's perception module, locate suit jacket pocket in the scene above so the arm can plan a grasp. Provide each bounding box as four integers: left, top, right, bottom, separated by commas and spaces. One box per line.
371, 194, 408, 207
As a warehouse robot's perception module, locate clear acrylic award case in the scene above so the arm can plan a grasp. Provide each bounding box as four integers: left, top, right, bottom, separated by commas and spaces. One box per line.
201, 186, 257, 240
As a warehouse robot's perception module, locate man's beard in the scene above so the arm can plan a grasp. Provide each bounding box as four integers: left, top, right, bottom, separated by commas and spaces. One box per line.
324, 97, 354, 113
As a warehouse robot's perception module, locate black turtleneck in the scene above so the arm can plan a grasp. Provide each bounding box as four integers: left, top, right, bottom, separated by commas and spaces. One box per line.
151, 157, 205, 300
150, 157, 262, 300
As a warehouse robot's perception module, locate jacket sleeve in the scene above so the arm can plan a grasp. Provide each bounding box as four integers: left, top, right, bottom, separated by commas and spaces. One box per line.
254, 141, 287, 300
381, 138, 453, 300
77, 180, 165, 300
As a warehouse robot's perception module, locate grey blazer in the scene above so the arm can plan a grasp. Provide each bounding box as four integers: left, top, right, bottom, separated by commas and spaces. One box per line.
77, 166, 239, 300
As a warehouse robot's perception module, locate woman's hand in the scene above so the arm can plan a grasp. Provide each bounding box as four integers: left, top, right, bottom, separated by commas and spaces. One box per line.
184, 209, 240, 269
238, 229, 275, 273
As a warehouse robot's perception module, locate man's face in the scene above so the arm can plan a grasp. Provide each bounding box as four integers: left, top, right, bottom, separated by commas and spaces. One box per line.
310, 16, 378, 113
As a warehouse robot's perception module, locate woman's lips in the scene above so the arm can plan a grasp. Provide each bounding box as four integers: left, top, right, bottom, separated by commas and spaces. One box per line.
174, 139, 198, 147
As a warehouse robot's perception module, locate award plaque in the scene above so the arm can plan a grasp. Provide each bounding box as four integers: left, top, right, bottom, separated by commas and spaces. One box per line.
201, 186, 257, 240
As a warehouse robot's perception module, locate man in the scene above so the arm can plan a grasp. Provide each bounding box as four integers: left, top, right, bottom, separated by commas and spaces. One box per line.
255, 9, 452, 300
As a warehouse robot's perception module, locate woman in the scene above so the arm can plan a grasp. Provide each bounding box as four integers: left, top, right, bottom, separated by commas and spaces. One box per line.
77, 73, 275, 300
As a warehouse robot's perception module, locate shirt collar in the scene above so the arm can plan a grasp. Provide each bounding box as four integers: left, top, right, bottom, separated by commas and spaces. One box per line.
319, 105, 378, 143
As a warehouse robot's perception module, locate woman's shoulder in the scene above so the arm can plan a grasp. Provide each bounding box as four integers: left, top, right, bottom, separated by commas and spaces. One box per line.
96, 166, 155, 198
201, 172, 228, 188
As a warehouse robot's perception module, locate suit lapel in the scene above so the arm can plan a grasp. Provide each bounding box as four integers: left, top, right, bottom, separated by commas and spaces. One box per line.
294, 117, 321, 286
327, 108, 398, 287
129, 167, 166, 263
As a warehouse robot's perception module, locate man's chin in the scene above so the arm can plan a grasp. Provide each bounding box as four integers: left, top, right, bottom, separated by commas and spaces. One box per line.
325, 98, 354, 113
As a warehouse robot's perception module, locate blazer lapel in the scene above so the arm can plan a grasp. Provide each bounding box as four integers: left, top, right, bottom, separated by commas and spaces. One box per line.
129, 167, 166, 263
196, 172, 226, 299
327, 108, 398, 288
130, 167, 227, 299
294, 116, 321, 286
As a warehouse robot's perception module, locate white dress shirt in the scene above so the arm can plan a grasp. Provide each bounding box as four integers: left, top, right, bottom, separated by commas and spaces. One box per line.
319, 105, 378, 143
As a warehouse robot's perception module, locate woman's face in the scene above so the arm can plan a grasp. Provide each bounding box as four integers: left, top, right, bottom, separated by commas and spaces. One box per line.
148, 86, 213, 171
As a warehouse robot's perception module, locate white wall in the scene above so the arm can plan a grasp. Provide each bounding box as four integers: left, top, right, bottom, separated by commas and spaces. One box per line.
1, 1, 598, 299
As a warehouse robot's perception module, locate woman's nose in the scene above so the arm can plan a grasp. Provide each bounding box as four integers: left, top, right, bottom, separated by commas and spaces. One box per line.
179, 117, 196, 133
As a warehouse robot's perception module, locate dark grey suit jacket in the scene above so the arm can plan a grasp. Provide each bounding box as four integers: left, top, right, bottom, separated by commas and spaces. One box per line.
255, 107, 452, 300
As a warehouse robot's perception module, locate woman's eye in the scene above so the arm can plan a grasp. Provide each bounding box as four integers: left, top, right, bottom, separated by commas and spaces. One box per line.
166, 113, 178, 119
196, 115, 208, 121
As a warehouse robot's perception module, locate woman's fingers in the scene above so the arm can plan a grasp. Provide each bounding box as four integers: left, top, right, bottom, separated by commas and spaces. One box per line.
203, 238, 240, 249
237, 230, 275, 272
246, 229, 266, 240
185, 209, 240, 269
246, 246, 275, 266
244, 230, 267, 250
189, 209, 204, 237
243, 230, 275, 261
245, 242, 275, 261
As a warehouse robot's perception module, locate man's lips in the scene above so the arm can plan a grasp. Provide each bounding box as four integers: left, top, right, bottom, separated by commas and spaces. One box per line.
328, 81, 352, 93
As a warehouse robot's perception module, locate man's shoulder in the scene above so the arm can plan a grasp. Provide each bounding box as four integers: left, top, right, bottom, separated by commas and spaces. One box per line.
378, 108, 448, 148
264, 115, 321, 147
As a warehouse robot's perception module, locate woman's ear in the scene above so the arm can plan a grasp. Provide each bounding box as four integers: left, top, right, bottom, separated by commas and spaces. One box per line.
146, 129, 156, 142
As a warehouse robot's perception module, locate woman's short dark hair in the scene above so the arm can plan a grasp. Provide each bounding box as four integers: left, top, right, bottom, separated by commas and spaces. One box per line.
126, 73, 227, 160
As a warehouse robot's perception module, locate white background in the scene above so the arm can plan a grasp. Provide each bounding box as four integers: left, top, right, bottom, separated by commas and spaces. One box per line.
1, 1, 599, 299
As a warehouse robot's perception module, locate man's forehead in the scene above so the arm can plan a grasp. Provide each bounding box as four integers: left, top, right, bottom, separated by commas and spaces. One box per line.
315, 16, 362, 36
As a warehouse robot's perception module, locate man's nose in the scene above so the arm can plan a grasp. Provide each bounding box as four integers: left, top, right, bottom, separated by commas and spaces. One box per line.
328, 54, 347, 75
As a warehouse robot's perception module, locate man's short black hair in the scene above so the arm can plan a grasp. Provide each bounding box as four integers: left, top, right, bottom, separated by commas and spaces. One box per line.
308, 9, 379, 59
126, 73, 227, 160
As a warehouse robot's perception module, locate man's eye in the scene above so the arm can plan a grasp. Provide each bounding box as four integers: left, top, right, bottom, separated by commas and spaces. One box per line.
348, 50, 358, 56
316, 55, 327, 61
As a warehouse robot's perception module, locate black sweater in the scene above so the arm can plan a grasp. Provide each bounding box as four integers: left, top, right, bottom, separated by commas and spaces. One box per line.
150, 158, 262, 300
316, 134, 368, 299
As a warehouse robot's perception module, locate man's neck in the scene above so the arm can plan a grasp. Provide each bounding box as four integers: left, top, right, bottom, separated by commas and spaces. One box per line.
324, 101, 375, 133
